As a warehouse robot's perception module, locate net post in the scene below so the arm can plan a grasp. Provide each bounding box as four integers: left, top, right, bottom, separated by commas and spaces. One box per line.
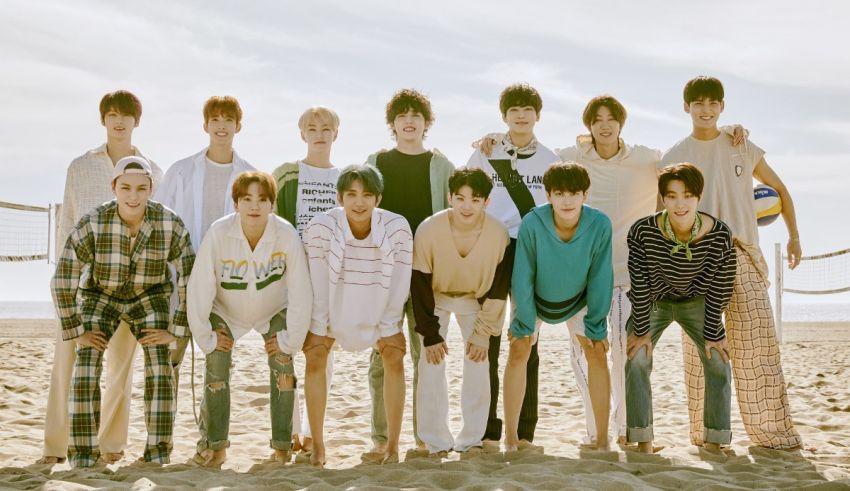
47, 203, 52, 264
775, 242, 783, 344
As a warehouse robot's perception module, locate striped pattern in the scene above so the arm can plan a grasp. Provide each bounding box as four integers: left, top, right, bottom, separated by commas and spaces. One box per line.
52, 200, 195, 340
682, 244, 802, 448
627, 213, 736, 341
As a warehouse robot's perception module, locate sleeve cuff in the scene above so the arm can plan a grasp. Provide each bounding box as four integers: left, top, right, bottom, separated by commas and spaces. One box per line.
423, 334, 445, 347
508, 320, 534, 338
468, 332, 490, 348
61, 322, 86, 341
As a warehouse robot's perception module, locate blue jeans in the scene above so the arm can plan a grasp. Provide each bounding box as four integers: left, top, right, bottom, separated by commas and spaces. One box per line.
625, 296, 732, 445
197, 311, 295, 452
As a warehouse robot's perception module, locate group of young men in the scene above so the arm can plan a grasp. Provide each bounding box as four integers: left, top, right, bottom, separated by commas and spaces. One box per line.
41, 75, 804, 470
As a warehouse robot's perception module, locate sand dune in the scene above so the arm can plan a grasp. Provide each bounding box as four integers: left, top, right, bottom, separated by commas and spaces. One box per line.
1, 322, 848, 489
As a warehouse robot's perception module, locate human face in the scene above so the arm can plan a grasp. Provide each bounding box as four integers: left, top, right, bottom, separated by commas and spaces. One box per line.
301, 118, 337, 152
234, 182, 273, 229
547, 188, 587, 225
661, 179, 700, 230
590, 105, 621, 147
112, 173, 151, 224
502, 105, 539, 137
102, 108, 138, 141
448, 185, 489, 227
338, 179, 380, 230
204, 113, 241, 147
393, 109, 428, 143
685, 97, 724, 131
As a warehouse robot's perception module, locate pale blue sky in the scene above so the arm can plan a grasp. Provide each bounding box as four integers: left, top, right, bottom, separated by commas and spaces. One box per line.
1, 0, 849, 303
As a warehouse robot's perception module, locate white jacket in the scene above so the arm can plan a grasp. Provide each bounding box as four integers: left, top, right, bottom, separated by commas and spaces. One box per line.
557, 136, 660, 287
187, 213, 313, 355
153, 148, 256, 250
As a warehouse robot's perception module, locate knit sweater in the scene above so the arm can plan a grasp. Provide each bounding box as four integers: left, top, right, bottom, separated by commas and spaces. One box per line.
304, 207, 413, 351
410, 210, 511, 348
187, 213, 313, 355
58, 144, 163, 257
511, 204, 613, 340
626, 213, 736, 341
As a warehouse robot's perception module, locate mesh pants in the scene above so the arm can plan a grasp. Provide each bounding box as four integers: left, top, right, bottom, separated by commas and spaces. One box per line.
681, 243, 801, 449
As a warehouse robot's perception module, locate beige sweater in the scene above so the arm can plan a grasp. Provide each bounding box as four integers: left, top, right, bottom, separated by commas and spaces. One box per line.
57, 144, 163, 257
411, 210, 511, 347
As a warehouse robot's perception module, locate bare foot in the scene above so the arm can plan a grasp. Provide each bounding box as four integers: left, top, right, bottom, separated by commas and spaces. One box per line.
637, 442, 654, 454
382, 451, 399, 464
309, 450, 325, 468
704, 443, 722, 454
102, 452, 123, 464
292, 434, 302, 453
517, 440, 544, 453
271, 449, 291, 464
301, 436, 313, 453
202, 449, 226, 468
427, 450, 449, 459
504, 440, 519, 453
35, 456, 65, 465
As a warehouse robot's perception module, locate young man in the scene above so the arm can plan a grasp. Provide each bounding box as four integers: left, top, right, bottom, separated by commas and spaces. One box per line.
506, 162, 613, 451
366, 89, 454, 453
625, 163, 735, 454
412, 168, 511, 456
271, 106, 341, 454
662, 76, 803, 449
51, 156, 194, 467
466, 83, 559, 450
476, 95, 744, 448
303, 164, 413, 467
154, 95, 255, 395
187, 171, 312, 468
40, 90, 164, 465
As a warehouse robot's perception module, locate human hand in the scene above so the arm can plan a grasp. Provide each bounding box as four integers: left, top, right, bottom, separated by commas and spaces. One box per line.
577, 335, 609, 354
76, 330, 108, 351
705, 338, 730, 363
465, 342, 488, 362
474, 136, 497, 157
139, 329, 176, 347
214, 329, 234, 352
265, 336, 283, 356
425, 342, 448, 364
787, 237, 802, 270
626, 333, 652, 360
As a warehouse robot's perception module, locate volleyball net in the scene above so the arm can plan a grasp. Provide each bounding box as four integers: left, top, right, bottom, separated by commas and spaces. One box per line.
774, 243, 850, 341
0, 201, 58, 262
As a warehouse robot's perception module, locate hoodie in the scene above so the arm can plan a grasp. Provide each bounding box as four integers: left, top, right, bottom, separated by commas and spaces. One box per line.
510, 203, 613, 340
556, 136, 660, 288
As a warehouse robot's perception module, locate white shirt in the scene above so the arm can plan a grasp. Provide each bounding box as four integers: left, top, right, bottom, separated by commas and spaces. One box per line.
295, 161, 340, 236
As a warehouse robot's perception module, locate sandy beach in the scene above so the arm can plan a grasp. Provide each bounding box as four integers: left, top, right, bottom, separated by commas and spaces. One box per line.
1, 319, 848, 490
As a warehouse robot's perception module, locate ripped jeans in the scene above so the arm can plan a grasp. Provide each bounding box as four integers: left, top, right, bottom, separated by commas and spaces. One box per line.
197, 310, 296, 453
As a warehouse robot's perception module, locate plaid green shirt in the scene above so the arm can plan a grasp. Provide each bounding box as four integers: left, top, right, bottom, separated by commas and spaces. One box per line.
52, 200, 195, 340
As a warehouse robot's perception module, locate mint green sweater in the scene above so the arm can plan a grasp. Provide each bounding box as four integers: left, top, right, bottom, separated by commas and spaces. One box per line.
510, 204, 613, 340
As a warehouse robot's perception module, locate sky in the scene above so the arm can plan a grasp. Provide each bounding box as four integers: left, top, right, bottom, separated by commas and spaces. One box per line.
1, 0, 849, 305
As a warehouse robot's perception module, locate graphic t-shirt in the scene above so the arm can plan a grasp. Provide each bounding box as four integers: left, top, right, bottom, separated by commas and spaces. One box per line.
295, 161, 340, 236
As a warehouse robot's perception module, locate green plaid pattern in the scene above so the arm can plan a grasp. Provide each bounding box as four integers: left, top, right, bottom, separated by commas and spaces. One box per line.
68, 309, 175, 467
52, 200, 195, 340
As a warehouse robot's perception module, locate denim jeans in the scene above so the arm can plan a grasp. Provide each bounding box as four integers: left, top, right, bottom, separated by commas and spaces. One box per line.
197, 310, 296, 452
625, 295, 732, 445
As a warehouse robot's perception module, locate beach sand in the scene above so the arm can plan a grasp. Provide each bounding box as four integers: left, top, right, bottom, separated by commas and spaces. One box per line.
0, 320, 848, 489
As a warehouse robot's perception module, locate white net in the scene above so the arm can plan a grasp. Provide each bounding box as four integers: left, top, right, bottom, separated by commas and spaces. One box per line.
0, 201, 51, 262
782, 247, 850, 295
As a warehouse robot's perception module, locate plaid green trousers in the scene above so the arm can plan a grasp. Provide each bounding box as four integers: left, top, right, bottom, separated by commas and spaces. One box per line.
68, 294, 176, 467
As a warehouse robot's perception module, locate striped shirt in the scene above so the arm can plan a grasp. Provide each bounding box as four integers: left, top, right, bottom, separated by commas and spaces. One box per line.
52, 200, 195, 340
626, 213, 736, 341
304, 207, 412, 351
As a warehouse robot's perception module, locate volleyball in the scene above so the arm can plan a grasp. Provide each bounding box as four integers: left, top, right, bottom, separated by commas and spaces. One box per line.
754, 184, 782, 226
